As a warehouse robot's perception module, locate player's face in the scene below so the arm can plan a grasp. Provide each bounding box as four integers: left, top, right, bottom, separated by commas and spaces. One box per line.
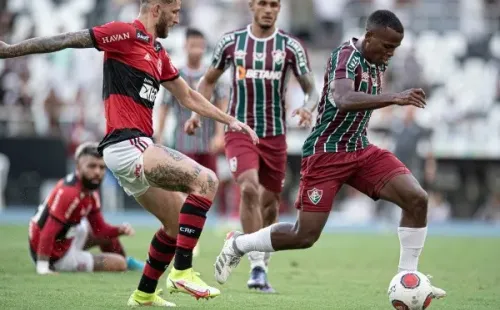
185, 36, 206, 63
364, 27, 403, 65
250, 0, 280, 30
155, 0, 181, 39
77, 155, 106, 191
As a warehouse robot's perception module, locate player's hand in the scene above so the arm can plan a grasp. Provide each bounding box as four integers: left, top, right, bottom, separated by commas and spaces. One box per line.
228, 119, 259, 145
209, 134, 225, 153
118, 223, 135, 236
394, 88, 426, 108
184, 116, 201, 136
292, 107, 313, 127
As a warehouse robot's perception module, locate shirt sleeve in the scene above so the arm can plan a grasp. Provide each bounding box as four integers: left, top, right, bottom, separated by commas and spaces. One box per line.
89, 21, 135, 53
86, 191, 120, 238
286, 37, 311, 77
210, 33, 235, 71
48, 187, 80, 224
333, 47, 359, 81
37, 216, 64, 258
160, 50, 180, 83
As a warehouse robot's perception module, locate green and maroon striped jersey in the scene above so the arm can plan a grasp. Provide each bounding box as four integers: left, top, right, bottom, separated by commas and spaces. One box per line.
302, 38, 385, 157
211, 25, 311, 137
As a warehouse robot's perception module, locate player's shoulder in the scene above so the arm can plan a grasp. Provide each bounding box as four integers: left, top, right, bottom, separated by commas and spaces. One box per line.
279, 30, 307, 50
58, 173, 83, 196
215, 29, 239, 45
334, 40, 361, 68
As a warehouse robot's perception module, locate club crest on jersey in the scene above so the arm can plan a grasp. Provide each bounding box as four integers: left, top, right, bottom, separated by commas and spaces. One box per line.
361, 71, 370, 83
307, 188, 323, 205
272, 50, 286, 65
229, 157, 237, 172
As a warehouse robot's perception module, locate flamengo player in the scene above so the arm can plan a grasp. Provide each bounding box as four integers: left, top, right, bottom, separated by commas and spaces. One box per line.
186, 0, 319, 292
0, 0, 258, 307
29, 142, 141, 274
213, 10, 447, 301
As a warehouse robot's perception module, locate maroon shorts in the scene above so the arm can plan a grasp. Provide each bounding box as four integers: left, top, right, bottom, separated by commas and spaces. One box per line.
185, 153, 217, 173
295, 145, 411, 213
225, 132, 287, 193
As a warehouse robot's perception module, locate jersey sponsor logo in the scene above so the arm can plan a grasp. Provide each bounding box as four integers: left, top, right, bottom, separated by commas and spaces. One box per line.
139, 78, 159, 103
234, 50, 246, 59
236, 66, 282, 80
272, 50, 286, 65
214, 33, 234, 58
101, 32, 130, 44
347, 54, 360, 72
288, 39, 307, 68
157, 59, 163, 75
307, 188, 323, 205
254, 52, 264, 61
136, 30, 150, 43
134, 164, 142, 179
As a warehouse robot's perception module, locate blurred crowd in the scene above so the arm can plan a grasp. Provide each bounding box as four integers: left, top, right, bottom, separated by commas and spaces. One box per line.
0, 0, 499, 224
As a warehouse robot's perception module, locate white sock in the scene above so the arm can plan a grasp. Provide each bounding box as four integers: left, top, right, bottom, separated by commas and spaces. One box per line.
248, 251, 266, 270
234, 225, 275, 254
398, 227, 427, 272
264, 252, 271, 267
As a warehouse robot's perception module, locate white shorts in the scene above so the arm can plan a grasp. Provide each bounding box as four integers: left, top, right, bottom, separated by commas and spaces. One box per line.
103, 137, 153, 197
53, 219, 94, 272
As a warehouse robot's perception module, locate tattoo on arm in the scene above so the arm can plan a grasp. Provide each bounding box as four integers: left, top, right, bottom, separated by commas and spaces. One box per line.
297, 72, 320, 111
0, 30, 93, 58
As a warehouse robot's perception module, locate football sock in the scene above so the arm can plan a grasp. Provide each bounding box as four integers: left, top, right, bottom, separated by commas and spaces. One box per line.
99, 237, 125, 257
235, 225, 275, 254
398, 227, 427, 272
174, 194, 211, 271
248, 251, 266, 270
138, 229, 176, 293
264, 252, 272, 268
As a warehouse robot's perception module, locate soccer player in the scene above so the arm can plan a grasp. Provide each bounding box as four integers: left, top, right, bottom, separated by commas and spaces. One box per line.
29, 142, 142, 274
213, 10, 447, 300
155, 27, 227, 184
186, 0, 319, 292
0, 0, 258, 307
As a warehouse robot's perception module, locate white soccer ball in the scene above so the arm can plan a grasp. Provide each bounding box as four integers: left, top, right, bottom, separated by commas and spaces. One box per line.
387, 271, 434, 310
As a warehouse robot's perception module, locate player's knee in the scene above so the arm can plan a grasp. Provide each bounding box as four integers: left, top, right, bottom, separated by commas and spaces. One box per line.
240, 179, 259, 204
116, 256, 127, 271
408, 189, 428, 220
193, 168, 219, 197
295, 231, 320, 249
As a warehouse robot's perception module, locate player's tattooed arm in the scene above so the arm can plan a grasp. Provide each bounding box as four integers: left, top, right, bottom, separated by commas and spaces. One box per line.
0, 30, 93, 58
297, 72, 320, 112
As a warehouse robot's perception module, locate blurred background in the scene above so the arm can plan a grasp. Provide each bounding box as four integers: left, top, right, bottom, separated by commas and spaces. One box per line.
0, 0, 499, 231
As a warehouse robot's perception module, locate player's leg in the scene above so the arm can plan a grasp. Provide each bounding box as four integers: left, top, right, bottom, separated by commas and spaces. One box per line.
347, 146, 446, 299
140, 144, 220, 299
84, 229, 145, 271
255, 134, 287, 287
214, 152, 352, 284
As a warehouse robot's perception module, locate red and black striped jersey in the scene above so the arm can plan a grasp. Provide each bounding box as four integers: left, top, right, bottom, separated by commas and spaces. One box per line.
88, 20, 179, 153
28, 174, 119, 262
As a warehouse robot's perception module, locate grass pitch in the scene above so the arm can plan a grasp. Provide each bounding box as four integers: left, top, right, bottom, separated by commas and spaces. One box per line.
0, 225, 499, 309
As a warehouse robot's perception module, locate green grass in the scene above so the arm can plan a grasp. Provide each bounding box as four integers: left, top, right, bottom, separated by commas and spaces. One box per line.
0, 225, 499, 309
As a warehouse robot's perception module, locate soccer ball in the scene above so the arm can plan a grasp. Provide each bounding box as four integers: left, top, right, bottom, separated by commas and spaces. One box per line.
387, 271, 433, 310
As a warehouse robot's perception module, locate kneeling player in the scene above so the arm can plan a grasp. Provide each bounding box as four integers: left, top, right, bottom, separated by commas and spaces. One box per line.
29, 142, 144, 274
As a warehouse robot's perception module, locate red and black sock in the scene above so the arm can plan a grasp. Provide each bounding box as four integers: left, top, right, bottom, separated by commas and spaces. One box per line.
138, 229, 176, 293
174, 194, 212, 271
99, 238, 126, 257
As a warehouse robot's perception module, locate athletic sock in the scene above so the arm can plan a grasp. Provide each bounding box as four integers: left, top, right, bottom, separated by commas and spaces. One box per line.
173, 194, 211, 271
235, 225, 275, 254
138, 229, 176, 293
248, 251, 266, 270
398, 227, 427, 272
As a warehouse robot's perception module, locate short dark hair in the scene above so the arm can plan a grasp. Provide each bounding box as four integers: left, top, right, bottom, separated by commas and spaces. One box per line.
141, 0, 175, 7
185, 28, 205, 40
74, 142, 101, 161
366, 10, 404, 34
